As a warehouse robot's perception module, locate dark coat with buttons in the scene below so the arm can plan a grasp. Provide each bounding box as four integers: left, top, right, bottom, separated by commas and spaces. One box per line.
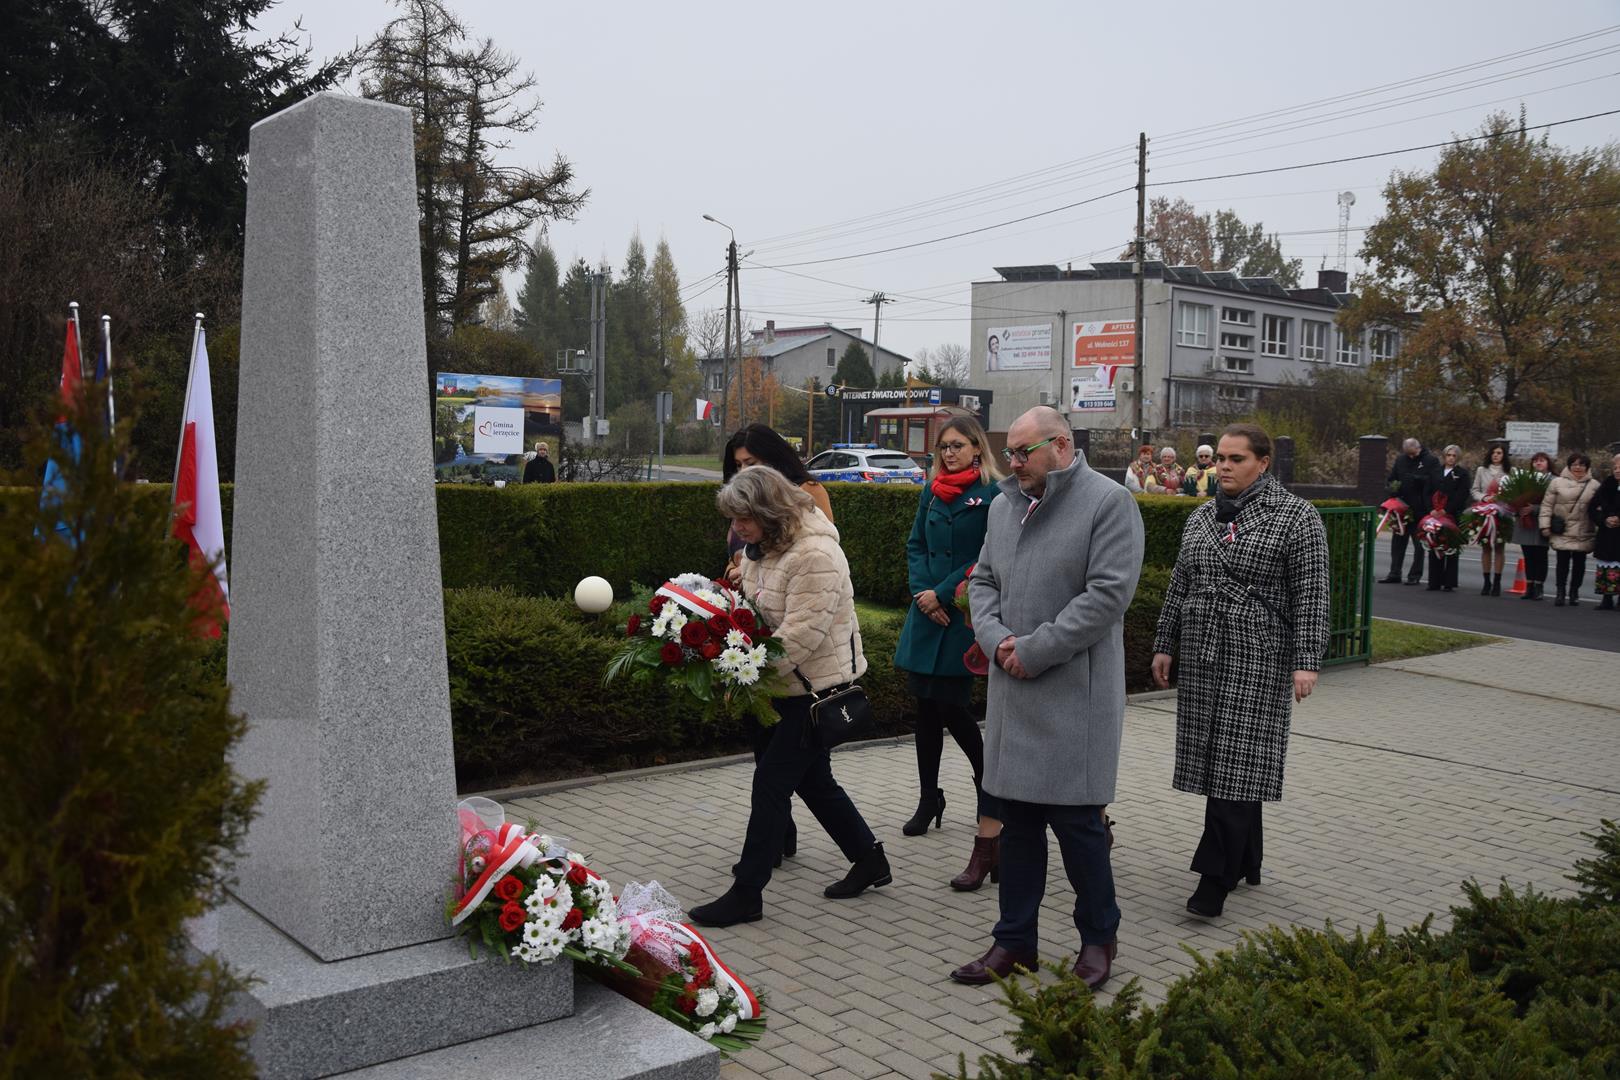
893, 477, 1000, 679
1152, 473, 1330, 802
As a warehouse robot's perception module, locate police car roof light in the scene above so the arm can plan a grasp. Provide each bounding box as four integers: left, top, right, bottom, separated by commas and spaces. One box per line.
831, 443, 879, 449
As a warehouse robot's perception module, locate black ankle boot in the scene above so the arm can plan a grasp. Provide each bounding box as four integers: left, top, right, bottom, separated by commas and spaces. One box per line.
1555, 587, 1566, 607
1491, 575, 1502, 596
901, 788, 945, 836
782, 819, 797, 858
688, 885, 763, 928
1186, 875, 1229, 918
1480, 577, 1492, 596
824, 842, 892, 899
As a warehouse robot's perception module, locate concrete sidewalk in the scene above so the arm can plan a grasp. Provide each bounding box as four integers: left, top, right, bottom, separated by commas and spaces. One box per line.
501, 639, 1620, 1080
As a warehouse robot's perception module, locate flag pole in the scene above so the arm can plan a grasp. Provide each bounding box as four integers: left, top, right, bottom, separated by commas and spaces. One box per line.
173, 313, 205, 490
68, 301, 85, 381
102, 315, 119, 476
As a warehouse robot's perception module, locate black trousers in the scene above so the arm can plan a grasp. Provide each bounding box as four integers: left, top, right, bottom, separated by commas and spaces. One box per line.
1523, 544, 1550, 583
1389, 530, 1423, 581
1555, 550, 1588, 592
1426, 550, 1459, 588
733, 694, 876, 893
1191, 797, 1263, 889
993, 798, 1119, 949
914, 696, 1002, 821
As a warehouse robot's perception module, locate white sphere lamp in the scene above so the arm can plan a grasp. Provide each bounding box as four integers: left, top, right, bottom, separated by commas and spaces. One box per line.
573, 576, 614, 614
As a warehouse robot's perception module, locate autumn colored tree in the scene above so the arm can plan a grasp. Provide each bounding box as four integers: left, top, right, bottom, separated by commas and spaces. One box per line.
1124, 198, 1300, 286
1347, 111, 1620, 446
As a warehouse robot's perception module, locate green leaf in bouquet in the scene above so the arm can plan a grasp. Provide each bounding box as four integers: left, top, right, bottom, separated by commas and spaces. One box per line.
684, 661, 715, 702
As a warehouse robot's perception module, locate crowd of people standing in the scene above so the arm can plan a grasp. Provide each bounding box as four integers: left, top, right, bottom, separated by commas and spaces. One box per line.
1384, 439, 1620, 610
688, 411, 1331, 997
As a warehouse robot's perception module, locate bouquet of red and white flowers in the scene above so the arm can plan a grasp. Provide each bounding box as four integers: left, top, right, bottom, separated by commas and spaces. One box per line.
591, 881, 766, 1052
605, 573, 788, 724
953, 565, 990, 676
449, 799, 632, 969
1417, 496, 1464, 556
1376, 497, 1411, 536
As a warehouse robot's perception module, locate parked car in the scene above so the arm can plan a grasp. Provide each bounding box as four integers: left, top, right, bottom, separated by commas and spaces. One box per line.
805, 444, 926, 485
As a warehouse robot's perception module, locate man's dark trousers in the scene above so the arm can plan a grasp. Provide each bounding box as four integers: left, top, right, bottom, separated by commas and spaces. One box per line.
993, 798, 1120, 949
1388, 529, 1423, 582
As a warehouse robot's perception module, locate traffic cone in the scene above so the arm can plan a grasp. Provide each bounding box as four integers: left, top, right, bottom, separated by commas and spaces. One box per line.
1508, 557, 1527, 596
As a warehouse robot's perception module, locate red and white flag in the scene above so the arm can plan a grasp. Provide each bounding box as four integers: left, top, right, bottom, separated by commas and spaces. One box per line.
171, 324, 229, 635
695, 397, 715, 421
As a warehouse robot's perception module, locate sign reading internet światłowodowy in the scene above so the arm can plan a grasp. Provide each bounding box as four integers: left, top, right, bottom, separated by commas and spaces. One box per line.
472, 406, 524, 455
1072, 320, 1135, 365
1505, 421, 1559, 458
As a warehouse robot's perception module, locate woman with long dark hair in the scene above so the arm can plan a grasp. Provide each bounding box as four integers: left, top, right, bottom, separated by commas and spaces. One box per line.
1514, 451, 1555, 601
1150, 424, 1329, 919
1471, 444, 1509, 595
891, 415, 1005, 889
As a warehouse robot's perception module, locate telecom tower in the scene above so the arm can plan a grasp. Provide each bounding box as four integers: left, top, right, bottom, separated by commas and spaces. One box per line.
1337, 191, 1356, 272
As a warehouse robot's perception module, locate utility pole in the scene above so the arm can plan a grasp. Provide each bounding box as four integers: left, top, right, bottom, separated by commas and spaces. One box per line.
806, 379, 815, 453
732, 243, 745, 427
722, 240, 736, 430
1132, 132, 1148, 444
863, 291, 893, 384
584, 268, 607, 444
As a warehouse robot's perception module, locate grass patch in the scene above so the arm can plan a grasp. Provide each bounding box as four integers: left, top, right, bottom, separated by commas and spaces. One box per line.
1370, 617, 1498, 663
653, 454, 724, 472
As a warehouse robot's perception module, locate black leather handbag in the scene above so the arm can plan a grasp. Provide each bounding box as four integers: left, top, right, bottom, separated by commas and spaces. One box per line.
795, 635, 873, 750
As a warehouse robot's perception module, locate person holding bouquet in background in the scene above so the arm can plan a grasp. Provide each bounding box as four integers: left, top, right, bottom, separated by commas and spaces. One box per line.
892, 415, 1005, 890
1382, 438, 1438, 585
1470, 444, 1509, 595
688, 467, 888, 928
1542, 453, 1599, 607
1426, 446, 1470, 592
1590, 453, 1620, 611
1513, 451, 1556, 601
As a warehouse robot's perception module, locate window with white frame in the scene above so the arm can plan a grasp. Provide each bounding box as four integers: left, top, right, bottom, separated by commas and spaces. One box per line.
1261, 314, 1290, 357
1370, 329, 1399, 363
1217, 384, 1255, 402
1220, 330, 1254, 350
1336, 330, 1362, 366
1221, 307, 1255, 326
1222, 355, 1254, 374
710, 370, 724, 390
1176, 301, 1211, 346
1300, 320, 1329, 361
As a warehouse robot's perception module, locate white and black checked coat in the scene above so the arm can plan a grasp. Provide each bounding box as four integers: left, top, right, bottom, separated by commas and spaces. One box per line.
1152, 473, 1330, 802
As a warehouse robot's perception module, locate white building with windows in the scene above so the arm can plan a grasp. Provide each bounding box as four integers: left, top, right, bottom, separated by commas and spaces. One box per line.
967, 263, 1394, 433
698, 321, 908, 417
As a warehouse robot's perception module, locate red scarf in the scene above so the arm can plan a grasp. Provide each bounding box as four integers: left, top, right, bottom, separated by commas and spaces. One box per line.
931, 465, 980, 503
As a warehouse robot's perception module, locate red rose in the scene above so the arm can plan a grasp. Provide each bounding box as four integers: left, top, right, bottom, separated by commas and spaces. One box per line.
626, 615, 642, 637
660, 642, 683, 665
498, 902, 525, 932
561, 907, 584, 931
680, 621, 707, 647
567, 862, 590, 886
650, 595, 666, 613
494, 876, 524, 902
699, 640, 721, 660
732, 609, 756, 633
706, 614, 731, 636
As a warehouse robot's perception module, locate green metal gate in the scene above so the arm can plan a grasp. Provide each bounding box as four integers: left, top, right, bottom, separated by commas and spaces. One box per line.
1319, 505, 1376, 666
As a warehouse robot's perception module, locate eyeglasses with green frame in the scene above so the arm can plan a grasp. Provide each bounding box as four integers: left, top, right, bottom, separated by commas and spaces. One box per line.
1001, 436, 1057, 465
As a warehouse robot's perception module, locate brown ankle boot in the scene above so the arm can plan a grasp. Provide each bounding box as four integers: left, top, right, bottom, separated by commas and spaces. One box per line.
950, 835, 1000, 891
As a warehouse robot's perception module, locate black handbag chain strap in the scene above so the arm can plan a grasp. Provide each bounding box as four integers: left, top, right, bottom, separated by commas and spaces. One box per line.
794, 633, 858, 697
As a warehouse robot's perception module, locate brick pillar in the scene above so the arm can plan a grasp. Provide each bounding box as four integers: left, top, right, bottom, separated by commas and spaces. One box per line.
1273, 436, 1296, 487
1358, 435, 1389, 506
1072, 426, 1090, 462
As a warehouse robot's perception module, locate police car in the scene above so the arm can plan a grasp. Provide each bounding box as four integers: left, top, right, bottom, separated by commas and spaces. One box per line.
804, 444, 926, 485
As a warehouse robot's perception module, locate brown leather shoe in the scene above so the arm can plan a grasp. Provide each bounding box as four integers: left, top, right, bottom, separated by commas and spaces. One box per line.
949, 942, 1038, 985
949, 835, 1000, 891
1072, 941, 1116, 990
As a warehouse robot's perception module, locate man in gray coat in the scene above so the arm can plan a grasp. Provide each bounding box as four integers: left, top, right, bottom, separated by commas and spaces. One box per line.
949, 406, 1144, 990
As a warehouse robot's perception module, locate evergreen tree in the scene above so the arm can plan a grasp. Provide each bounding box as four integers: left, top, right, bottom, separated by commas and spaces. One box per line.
834, 341, 876, 388
554, 258, 595, 419
0, 394, 260, 1075
606, 233, 657, 410
515, 237, 561, 357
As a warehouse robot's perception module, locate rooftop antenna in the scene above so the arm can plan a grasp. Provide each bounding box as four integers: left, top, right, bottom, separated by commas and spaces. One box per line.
1336, 191, 1356, 273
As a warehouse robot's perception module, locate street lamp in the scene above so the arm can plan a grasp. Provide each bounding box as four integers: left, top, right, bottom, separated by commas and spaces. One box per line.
703, 213, 741, 426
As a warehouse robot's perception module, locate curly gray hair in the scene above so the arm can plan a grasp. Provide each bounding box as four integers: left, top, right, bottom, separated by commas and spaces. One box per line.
715, 466, 814, 553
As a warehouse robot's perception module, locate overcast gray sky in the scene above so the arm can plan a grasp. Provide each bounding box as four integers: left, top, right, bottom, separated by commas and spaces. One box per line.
279, 0, 1620, 360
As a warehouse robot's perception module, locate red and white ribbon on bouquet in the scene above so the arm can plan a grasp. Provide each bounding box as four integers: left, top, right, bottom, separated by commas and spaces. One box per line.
452, 819, 544, 926
1377, 497, 1409, 536
655, 580, 731, 620
614, 880, 760, 1020
1465, 500, 1510, 545
677, 923, 761, 1020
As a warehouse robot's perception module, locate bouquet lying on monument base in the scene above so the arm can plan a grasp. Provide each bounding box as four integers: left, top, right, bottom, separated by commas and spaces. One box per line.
448, 799, 766, 1051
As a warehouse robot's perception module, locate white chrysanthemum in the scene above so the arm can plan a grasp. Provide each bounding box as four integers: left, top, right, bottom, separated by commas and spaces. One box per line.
667, 611, 688, 635
522, 921, 546, 944
749, 644, 768, 665
733, 663, 760, 687
695, 987, 719, 1017
696, 1023, 717, 1040
724, 629, 750, 649
671, 573, 711, 592
717, 647, 745, 672
720, 1013, 737, 1034
651, 611, 672, 638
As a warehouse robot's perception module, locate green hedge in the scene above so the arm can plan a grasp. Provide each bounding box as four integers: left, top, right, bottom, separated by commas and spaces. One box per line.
957, 820, 1620, 1078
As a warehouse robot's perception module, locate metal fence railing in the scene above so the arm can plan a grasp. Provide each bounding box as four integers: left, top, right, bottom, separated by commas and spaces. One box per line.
1320, 505, 1376, 666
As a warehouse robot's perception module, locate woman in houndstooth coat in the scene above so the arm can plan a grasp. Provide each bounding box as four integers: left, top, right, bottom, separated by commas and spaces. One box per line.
1151, 424, 1329, 920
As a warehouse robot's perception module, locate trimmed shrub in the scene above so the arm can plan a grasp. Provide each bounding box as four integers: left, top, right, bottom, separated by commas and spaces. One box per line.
0, 403, 259, 1076
956, 820, 1620, 1079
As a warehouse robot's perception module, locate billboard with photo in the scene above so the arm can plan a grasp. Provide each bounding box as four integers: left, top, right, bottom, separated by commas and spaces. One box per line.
434, 372, 563, 483
984, 324, 1052, 371
1071, 366, 1119, 411
1072, 320, 1136, 365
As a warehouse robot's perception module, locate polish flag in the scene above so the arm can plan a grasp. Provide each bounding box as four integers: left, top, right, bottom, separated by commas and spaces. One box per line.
695, 397, 715, 421
171, 325, 229, 635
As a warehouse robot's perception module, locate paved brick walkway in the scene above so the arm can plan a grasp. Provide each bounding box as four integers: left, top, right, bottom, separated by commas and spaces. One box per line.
501, 639, 1620, 1080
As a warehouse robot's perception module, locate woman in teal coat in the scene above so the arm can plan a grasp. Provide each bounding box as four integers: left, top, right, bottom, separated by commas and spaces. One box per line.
894, 415, 1005, 889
